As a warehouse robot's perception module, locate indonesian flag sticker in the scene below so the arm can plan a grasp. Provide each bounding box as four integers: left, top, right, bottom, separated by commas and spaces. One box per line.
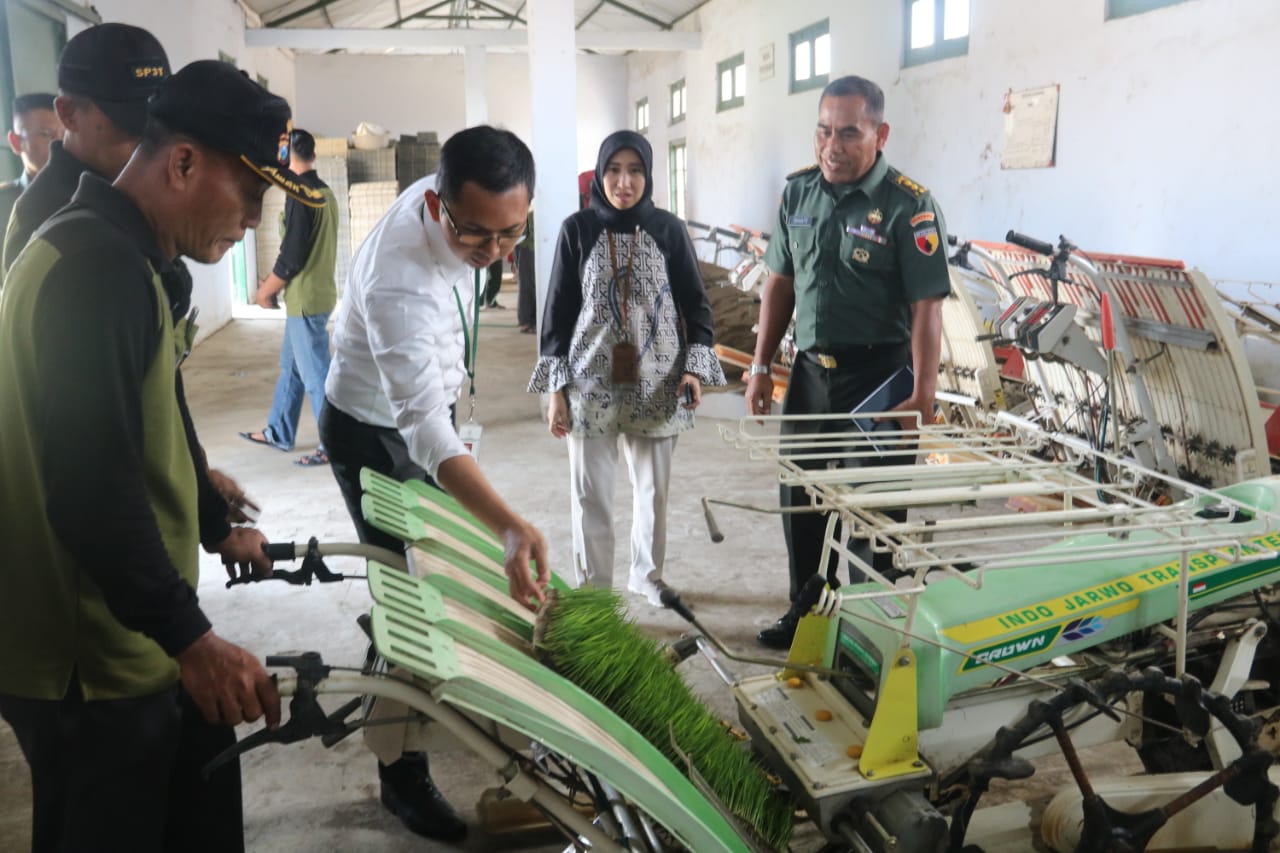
915, 226, 939, 256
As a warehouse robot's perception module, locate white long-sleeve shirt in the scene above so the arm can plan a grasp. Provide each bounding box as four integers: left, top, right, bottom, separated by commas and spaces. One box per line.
325, 175, 479, 478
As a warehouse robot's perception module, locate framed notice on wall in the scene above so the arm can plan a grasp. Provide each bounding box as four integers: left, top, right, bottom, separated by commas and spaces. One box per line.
1001, 84, 1060, 170
759, 43, 775, 80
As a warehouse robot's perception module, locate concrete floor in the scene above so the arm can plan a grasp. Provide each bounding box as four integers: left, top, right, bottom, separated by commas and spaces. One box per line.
0, 285, 1140, 852
0, 288, 807, 852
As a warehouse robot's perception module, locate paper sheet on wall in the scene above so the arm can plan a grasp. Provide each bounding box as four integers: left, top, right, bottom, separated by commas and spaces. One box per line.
1001, 84, 1060, 170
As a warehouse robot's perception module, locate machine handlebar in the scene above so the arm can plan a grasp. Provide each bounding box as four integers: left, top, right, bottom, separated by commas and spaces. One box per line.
1005, 230, 1055, 256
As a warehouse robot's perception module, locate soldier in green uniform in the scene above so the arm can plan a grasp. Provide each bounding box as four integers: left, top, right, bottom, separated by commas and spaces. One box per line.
746, 75, 952, 649
0, 60, 322, 851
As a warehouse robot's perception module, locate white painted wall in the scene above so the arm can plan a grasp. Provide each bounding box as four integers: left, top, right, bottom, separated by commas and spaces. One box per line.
69, 0, 297, 341
627, 0, 899, 236
626, 0, 1280, 283
891, 0, 1279, 283
295, 52, 626, 173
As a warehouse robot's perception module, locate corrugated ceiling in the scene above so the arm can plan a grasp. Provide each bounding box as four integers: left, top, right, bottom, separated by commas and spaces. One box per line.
246, 0, 708, 34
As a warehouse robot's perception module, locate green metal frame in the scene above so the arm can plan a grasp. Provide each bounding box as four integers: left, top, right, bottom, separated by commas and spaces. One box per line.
1106, 0, 1193, 20
366, 562, 753, 852
902, 0, 969, 68
788, 18, 829, 95
833, 476, 1280, 729
715, 53, 745, 113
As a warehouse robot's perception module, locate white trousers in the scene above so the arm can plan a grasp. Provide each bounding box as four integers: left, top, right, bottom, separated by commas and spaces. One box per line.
566, 432, 677, 589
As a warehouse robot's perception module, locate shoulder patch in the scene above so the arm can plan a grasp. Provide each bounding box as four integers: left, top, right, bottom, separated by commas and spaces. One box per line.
785, 163, 820, 181
891, 172, 928, 199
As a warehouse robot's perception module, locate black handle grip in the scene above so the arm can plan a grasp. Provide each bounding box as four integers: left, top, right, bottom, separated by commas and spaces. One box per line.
659, 587, 696, 623
263, 542, 298, 561
946, 234, 958, 246
1005, 230, 1054, 256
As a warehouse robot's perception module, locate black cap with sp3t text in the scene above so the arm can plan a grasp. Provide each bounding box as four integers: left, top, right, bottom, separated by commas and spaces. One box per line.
147, 60, 325, 208
57, 23, 169, 137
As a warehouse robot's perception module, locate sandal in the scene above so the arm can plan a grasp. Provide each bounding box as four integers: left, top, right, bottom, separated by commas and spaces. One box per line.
294, 450, 330, 467
239, 430, 283, 450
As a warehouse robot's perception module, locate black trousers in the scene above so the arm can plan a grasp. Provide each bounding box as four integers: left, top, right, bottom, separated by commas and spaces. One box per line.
514, 244, 536, 328
780, 345, 911, 601
318, 398, 446, 553
0, 682, 242, 853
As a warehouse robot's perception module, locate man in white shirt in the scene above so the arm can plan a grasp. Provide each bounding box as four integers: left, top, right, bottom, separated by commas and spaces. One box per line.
319, 125, 547, 841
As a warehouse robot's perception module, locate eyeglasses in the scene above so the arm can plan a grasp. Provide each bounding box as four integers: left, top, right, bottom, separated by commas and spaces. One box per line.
439, 198, 527, 250
17, 129, 60, 142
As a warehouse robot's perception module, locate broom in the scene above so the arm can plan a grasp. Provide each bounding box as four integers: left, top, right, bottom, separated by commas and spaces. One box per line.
534, 586, 794, 851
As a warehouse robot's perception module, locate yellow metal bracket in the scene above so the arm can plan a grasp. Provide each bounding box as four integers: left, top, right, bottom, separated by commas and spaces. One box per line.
782, 613, 830, 679
859, 648, 921, 780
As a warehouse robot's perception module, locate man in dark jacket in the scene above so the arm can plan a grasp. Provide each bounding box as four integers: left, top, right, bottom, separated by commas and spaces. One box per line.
0, 59, 324, 852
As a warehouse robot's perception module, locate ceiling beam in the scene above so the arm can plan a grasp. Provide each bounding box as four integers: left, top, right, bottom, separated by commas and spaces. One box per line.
576, 1, 606, 29
671, 0, 711, 26
384, 0, 452, 29
245, 26, 700, 52
602, 0, 670, 30
471, 0, 524, 25
265, 0, 340, 28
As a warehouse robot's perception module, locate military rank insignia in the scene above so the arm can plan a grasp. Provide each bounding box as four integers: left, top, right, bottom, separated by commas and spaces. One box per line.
893, 173, 927, 198
867, 208, 883, 224
915, 226, 939, 256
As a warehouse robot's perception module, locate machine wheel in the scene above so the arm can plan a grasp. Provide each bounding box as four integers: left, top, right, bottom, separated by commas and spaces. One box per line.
941, 667, 1279, 853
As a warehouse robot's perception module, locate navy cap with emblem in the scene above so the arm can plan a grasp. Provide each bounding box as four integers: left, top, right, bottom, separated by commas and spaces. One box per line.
147, 60, 325, 208
57, 23, 169, 137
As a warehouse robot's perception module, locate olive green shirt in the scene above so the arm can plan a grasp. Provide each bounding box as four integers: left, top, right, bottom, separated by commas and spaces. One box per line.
0, 180, 202, 701
763, 153, 952, 351
273, 171, 338, 318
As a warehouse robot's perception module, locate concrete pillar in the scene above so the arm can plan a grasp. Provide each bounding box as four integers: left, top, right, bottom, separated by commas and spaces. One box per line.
526, 0, 577, 330
463, 45, 488, 127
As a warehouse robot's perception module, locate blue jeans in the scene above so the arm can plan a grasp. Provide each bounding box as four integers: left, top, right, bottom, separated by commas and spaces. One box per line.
263, 313, 331, 451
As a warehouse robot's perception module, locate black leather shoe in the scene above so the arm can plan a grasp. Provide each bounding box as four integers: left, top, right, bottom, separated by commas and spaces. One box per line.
379, 753, 468, 842
756, 612, 800, 650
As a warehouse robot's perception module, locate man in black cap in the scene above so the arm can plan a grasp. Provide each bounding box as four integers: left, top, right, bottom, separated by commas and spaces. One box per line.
0, 59, 322, 851
2, 21, 168, 273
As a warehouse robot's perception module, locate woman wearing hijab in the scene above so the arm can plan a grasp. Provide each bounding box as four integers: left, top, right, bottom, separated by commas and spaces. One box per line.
529, 130, 725, 606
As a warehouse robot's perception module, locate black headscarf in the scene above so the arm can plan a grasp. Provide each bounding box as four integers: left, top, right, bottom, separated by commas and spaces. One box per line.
589, 130, 657, 230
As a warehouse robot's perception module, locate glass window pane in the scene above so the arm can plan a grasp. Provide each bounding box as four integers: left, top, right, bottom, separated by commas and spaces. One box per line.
814, 33, 830, 76
721, 68, 732, 100
943, 0, 969, 39
910, 0, 935, 48
795, 41, 811, 81
734, 63, 746, 96
671, 90, 679, 116
679, 89, 685, 114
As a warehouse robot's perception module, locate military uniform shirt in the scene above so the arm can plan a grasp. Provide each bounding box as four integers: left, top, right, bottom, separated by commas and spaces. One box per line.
763, 153, 952, 352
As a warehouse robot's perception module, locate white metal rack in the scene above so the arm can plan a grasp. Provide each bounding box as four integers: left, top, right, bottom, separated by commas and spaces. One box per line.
720, 408, 1280, 674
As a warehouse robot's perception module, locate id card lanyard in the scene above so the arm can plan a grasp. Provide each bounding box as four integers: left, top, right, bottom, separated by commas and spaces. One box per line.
607, 226, 639, 335
453, 269, 483, 458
